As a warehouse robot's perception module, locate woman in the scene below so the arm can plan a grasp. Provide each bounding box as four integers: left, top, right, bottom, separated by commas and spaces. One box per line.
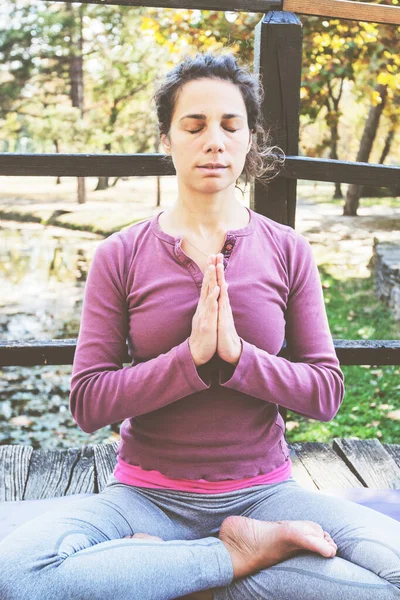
1, 51, 400, 600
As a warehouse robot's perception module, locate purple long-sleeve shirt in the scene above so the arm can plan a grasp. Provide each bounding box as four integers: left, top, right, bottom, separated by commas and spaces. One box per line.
69, 206, 345, 481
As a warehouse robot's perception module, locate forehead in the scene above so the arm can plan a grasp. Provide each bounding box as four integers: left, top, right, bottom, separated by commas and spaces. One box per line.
174, 78, 246, 119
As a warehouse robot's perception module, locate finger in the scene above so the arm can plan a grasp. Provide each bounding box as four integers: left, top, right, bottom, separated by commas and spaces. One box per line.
218, 265, 228, 301
210, 284, 220, 308
215, 255, 224, 286
201, 261, 214, 301
218, 263, 225, 289
209, 255, 217, 292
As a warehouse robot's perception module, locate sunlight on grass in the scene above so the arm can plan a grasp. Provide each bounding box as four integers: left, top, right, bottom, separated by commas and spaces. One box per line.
297, 180, 400, 208
286, 265, 400, 444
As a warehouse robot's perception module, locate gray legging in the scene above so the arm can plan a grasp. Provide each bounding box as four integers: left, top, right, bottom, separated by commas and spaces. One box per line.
0, 473, 400, 600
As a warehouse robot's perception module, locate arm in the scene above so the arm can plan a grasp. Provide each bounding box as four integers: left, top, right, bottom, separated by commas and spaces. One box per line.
69, 234, 211, 434
218, 230, 344, 422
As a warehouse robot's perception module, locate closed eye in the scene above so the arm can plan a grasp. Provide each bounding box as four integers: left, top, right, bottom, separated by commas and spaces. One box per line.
188, 128, 238, 134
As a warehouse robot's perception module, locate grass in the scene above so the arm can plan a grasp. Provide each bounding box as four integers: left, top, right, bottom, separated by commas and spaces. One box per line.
285, 265, 400, 444
298, 181, 400, 208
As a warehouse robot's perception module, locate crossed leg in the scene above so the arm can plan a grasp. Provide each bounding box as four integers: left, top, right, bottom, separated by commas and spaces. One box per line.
211, 480, 400, 599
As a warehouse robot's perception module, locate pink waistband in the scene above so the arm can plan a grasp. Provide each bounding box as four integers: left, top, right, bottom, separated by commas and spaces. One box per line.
113, 458, 292, 493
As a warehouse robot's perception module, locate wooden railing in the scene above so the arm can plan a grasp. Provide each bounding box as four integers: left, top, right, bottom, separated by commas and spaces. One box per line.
1, 340, 400, 367
51, 0, 400, 26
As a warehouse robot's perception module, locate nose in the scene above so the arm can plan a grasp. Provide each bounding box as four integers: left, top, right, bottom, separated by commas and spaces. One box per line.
203, 123, 226, 153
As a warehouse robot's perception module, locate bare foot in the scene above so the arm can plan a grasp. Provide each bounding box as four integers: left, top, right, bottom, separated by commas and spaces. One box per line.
219, 516, 338, 579
123, 532, 164, 541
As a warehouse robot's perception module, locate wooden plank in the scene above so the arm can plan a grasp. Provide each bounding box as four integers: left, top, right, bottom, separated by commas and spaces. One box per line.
383, 444, 400, 469
287, 446, 318, 490
0, 445, 32, 501
0, 153, 174, 177
35, 0, 400, 25
283, 0, 400, 26
0, 339, 77, 366
38, 0, 272, 12
333, 438, 400, 489
332, 339, 400, 365
281, 156, 400, 188
94, 442, 119, 492
290, 442, 364, 490
252, 11, 302, 228
1, 441, 400, 501
2, 339, 400, 367
65, 444, 96, 496
0, 154, 399, 187
23, 446, 94, 499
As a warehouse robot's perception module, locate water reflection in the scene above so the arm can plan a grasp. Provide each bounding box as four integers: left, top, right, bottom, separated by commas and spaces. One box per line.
0, 221, 101, 340
0, 221, 118, 449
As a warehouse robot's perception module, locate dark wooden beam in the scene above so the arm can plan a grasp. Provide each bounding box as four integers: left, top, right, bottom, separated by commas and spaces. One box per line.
251, 11, 302, 228
37, 0, 269, 11
36, 0, 400, 26
1, 339, 400, 366
281, 156, 400, 187
1, 153, 398, 187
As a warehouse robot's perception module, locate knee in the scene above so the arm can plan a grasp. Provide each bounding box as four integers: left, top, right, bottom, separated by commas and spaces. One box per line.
0, 550, 26, 600
0, 540, 54, 600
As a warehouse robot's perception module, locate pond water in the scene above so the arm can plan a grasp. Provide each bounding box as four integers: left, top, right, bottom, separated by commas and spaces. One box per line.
0, 221, 120, 449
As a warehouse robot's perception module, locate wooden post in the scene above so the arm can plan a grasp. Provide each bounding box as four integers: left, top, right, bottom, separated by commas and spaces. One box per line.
252, 11, 303, 424
252, 11, 302, 229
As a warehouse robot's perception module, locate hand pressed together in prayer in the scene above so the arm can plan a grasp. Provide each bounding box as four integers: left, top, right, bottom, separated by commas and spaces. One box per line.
214, 252, 242, 367
188, 252, 242, 368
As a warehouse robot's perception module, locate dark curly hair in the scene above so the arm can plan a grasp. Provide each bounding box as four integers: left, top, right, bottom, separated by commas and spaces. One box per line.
151, 49, 285, 193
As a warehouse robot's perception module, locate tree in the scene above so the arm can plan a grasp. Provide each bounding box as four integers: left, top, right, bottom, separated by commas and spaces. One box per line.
66, 2, 86, 203
343, 20, 400, 215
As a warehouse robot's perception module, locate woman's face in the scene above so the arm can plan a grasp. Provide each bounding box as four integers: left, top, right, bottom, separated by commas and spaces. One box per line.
161, 77, 252, 194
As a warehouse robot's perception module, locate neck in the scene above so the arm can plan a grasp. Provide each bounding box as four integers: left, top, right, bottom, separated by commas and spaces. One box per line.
166, 187, 245, 239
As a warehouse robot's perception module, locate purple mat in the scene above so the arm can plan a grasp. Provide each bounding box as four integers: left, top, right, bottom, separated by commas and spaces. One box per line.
320, 488, 400, 522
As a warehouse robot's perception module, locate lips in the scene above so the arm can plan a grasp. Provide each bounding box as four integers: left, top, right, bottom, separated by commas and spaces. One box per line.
197, 165, 227, 170
197, 166, 227, 175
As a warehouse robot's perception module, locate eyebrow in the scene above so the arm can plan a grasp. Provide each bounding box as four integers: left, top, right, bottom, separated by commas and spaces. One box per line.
179, 113, 245, 122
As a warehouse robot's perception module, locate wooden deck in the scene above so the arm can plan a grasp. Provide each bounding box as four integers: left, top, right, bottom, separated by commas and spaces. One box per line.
1, 438, 400, 502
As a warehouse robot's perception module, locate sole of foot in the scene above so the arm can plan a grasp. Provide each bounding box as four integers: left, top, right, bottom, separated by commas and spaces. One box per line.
219, 516, 338, 579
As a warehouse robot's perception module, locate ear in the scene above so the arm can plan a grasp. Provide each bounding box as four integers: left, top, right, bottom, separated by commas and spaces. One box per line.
247, 130, 253, 153
161, 133, 171, 155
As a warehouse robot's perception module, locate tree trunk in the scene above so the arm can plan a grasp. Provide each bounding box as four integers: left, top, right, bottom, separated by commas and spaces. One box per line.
95, 176, 109, 190
343, 83, 388, 216
326, 78, 344, 200
330, 123, 342, 199
67, 2, 86, 204
95, 141, 111, 190
361, 127, 396, 197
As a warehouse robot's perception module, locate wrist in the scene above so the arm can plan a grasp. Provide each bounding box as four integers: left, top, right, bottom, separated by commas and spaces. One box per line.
227, 340, 242, 366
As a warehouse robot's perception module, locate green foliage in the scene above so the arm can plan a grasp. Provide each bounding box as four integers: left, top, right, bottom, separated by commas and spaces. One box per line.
285, 266, 400, 444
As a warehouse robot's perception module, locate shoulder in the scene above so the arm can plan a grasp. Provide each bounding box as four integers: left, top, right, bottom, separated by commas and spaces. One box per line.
251, 209, 311, 257
94, 216, 153, 260
89, 216, 153, 287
